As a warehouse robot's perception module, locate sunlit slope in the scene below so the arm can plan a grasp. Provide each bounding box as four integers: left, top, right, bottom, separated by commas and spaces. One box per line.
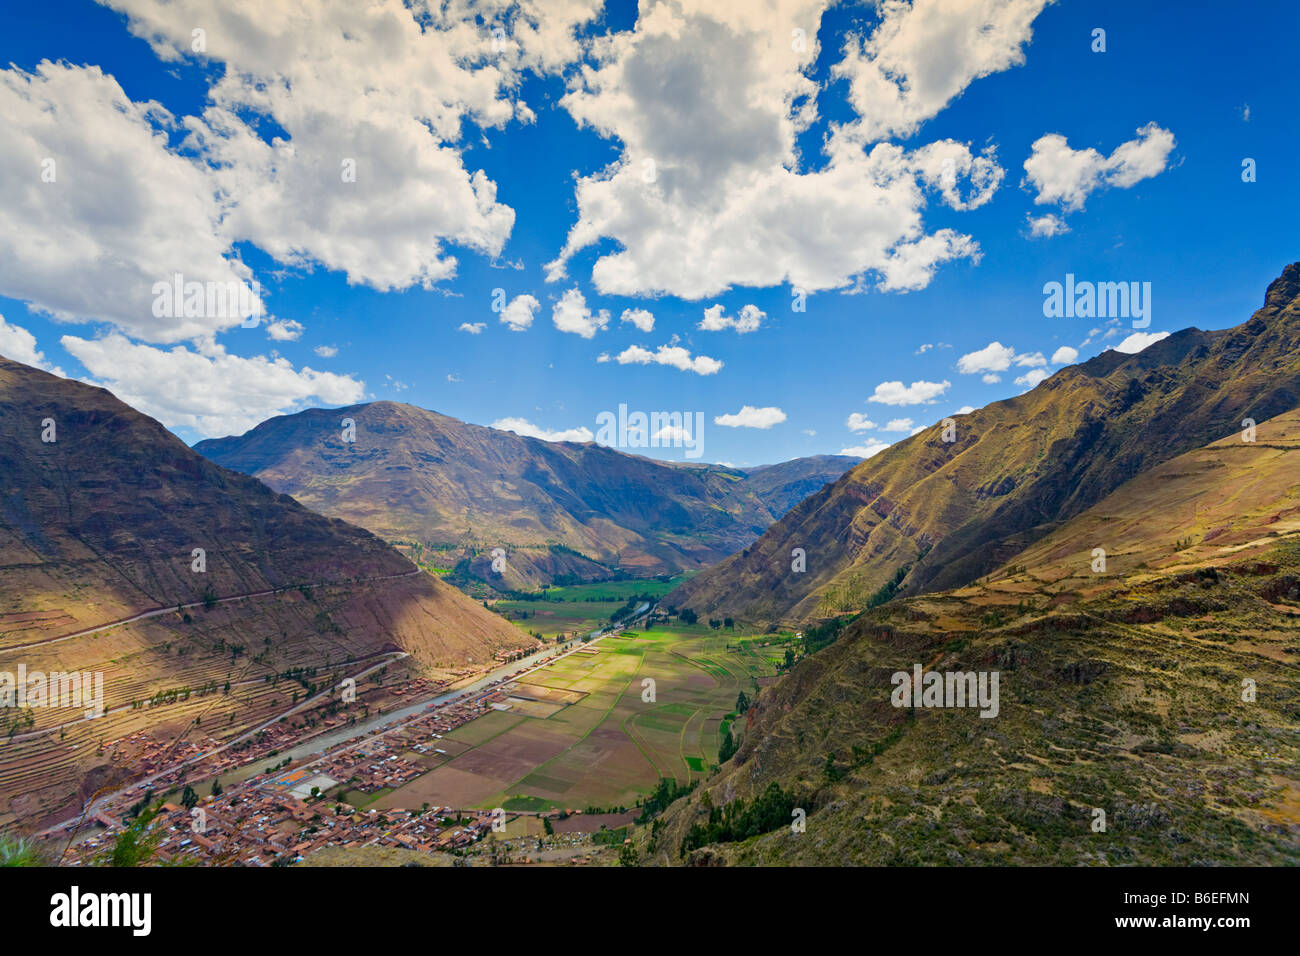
652, 416, 1300, 866
0, 356, 530, 830
669, 263, 1300, 625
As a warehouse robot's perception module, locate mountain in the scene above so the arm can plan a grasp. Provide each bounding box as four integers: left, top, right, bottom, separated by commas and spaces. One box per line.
194, 402, 855, 589
0, 357, 531, 830
668, 264, 1300, 625
650, 409, 1300, 865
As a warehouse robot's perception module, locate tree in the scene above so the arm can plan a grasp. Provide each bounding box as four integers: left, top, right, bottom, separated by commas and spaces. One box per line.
784, 647, 795, 669
619, 842, 638, 867
181, 785, 199, 810
679, 608, 698, 625
211, 778, 223, 797
543, 816, 554, 836
736, 690, 750, 714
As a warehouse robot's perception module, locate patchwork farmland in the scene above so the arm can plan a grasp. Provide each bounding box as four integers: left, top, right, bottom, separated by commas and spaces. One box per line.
371, 625, 777, 813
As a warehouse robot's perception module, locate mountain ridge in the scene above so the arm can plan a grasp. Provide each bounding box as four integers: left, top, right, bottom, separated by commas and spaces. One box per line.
667, 263, 1300, 625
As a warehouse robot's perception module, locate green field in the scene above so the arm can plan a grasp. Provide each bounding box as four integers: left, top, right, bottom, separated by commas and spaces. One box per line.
493, 574, 692, 639
372, 624, 774, 814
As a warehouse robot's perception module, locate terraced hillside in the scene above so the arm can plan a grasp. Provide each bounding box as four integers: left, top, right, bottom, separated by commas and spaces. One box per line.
668, 264, 1300, 625
648, 410, 1300, 866
0, 357, 532, 831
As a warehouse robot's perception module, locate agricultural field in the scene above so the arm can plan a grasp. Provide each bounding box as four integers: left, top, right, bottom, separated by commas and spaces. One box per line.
492, 574, 691, 640
370, 624, 774, 814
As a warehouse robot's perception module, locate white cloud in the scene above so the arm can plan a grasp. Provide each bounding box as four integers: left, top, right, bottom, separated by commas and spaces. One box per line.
840, 439, 891, 459
1025, 212, 1069, 238
957, 341, 1016, 374
1014, 368, 1048, 388
713, 405, 787, 429
543, 1, 1025, 300
0, 62, 262, 343
459, 322, 486, 335
833, 0, 1052, 142
883, 417, 914, 432
266, 319, 304, 342
314, 344, 338, 358
501, 293, 541, 332
1051, 345, 1078, 364
653, 424, 695, 444
1023, 122, 1176, 212
552, 287, 610, 338
846, 412, 877, 432
0, 314, 64, 375
489, 416, 594, 444
1112, 331, 1170, 354
620, 307, 655, 332
101, 0, 564, 295
613, 343, 722, 375
957, 341, 1044, 378
868, 379, 950, 405
955, 405, 975, 414
61, 332, 364, 437
698, 303, 766, 333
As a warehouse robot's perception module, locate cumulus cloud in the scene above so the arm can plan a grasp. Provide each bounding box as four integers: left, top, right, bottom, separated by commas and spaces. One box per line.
1023, 122, 1176, 212
620, 307, 655, 332
957, 341, 1045, 377
713, 405, 787, 429
698, 303, 766, 333
883, 417, 915, 432
266, 319, 304, 342
61, 332, 365, 437
868, 379, 950, 405
0, 62, 262, 343
459, 322, 486, 334
612, 343, 722, 375
501, 293, 541, 332
98, 0, 600, 294
490, 416, 595, 443
1112, 331, 1170, 354
833, 0, 1052, 142
543, 1, 1034, 300
846, 412, 877, 432
957, 341, 1016, 375
1014, 368, 1049, 388
314, 345, 338, 358
552, 287, 610, 338
0, 314, 64, 375
840, 439, 891, 459
1051, 345, 1078, 364
1025, 212, 1069, 238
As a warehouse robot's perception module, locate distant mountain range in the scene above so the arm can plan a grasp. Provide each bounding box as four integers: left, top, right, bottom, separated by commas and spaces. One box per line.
655, 403, 1300, 865
0, 358, 530, 829
668, 264, 1300, 625
195, 402, 856, 589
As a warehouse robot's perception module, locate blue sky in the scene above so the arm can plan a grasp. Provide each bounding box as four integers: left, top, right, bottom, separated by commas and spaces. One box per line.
0, 0, 1296, 467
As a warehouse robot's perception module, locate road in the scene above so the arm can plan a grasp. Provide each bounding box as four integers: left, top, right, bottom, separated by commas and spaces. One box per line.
42, 599, 657, 840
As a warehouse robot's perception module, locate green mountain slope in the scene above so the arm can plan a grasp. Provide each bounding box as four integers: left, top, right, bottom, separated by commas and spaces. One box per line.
195, 402, 854, 588
669, 263, 1300, 625
650, 409, 1300, 865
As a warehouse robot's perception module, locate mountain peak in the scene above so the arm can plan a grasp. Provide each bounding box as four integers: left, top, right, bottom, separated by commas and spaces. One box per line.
1262, 261, 1300, 314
